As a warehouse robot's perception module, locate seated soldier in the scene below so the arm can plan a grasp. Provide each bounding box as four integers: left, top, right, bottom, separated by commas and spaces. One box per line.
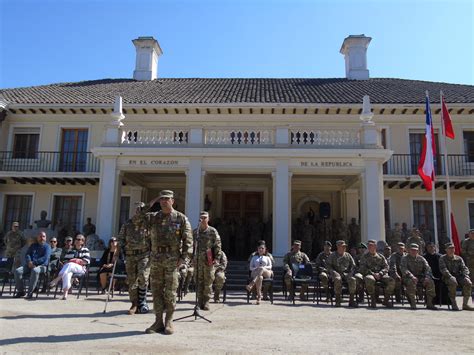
283, 240, 310, 301
400, 243, 437, 310
213, 250, 228, 303
439, 243, 474, 311
326, 240, 357, 307
359, 239, 395, 308
389, 242, 407, 302
313, 241, 332, 299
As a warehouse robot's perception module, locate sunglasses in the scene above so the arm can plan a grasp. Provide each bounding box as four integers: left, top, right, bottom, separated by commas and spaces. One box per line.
75, 238, 85, 242
50, 240, 57, 243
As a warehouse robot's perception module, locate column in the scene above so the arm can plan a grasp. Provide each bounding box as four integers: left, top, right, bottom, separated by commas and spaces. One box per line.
128, 186, 144, 219
360, 160, 385, 242
185, 158, 203, 228
96, 157, 122, 241
272, 160, 292, 261
344, 189, 359, 224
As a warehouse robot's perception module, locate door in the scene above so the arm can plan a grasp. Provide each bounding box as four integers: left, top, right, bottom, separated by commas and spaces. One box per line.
60, 129, 88, 172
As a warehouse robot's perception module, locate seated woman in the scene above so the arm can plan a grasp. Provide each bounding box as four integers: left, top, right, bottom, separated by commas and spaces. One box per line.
246, 242, 273, 304
49, 234, 90, 300
98, 237, 123, 292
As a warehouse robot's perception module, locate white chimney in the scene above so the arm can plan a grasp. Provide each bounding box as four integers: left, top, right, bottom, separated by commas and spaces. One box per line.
132, 36, 163, 81
340, 34, 372, 80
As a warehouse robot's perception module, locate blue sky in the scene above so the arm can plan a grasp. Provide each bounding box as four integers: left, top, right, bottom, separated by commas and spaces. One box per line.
0, 0, 472, 89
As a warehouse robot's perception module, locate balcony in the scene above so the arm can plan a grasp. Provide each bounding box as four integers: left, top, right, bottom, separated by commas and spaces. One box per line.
0, 151, 100, 173
385, 154, 474, 176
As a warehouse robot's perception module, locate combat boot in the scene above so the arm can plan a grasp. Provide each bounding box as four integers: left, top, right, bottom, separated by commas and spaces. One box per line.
128, 302, 138, 315
383, 293, 393, 308
408, 296, 416, 310
426, 297, 438, 310
462, 296, 474, 311
348, 294, 358, 308
145, 314, 165, 334
201, 302, 210, 311
369, 295, 377, 309
450, 296, 459, 311
335, 294, 342, 307
164, 313, 174, 335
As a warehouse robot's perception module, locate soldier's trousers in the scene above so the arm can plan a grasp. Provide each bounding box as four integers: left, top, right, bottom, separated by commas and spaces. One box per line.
468, 260, 474, 284
125, 255, 150, 303
150, 256, 179, 315
403, 276, 435, 300
214, 270, 225, 297
318, 271, 329, 289
179, 266, 194, 290
196, 258, 215, 305
332, 272, 356, 295
442, 275, 472, 298
284, 274, 308, 296
364, 274, 395, 296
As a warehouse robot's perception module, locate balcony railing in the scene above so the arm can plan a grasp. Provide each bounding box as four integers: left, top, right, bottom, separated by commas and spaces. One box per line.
0, 151, 100, 173
386, 154, 474, 176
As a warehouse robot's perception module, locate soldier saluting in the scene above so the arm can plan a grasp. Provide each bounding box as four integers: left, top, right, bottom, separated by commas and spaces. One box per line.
145, 190, 193, 335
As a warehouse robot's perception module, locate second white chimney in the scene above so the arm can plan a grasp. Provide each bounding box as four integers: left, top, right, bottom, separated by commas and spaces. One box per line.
340, 34, 372, 80
132, 36, 163, 81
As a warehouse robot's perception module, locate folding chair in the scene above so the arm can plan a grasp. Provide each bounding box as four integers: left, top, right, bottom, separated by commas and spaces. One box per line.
0, 258, 14, 296
290, 263, 317, 305
246, 270, 274, 304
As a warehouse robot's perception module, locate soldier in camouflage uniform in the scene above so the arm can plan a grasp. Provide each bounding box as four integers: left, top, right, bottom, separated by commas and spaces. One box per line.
283, 240, 310, 300
439, 243, 473, 311
353, 242, 367, 302
387, 223, 403, 249
193, 211, 222, 311
400, 243, 436, 310
406, 228, 425, 254
300, 219, 315, 259
4, 222, 25, 270
117, 202, 151, 315
461, 229, 474, 284
313, 240, 332, 299
145, 190, 193, 335
359, 240, 395, 308
326, 240, 357, 307
178, 258, 194, 295
389, 242, 407, 302
213, 250, 228, 302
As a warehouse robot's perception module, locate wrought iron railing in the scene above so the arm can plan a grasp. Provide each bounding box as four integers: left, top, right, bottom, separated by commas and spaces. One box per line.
386, 154, 474, 176
0, 151, 100, 173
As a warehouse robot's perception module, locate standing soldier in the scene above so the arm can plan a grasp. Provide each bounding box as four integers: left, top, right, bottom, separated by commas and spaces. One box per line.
400, 243, 436, 310
359, 240, 395, 308
145, 190, 193, 335
439, 243, 473, 311
461, 229, 474, 284
387, 223, 403, 250
194, 211, 222, 311
389, 242, 407, 302
300, 219, 315, 259
117, 202, 151, 315
5, 222, 25, 270
283, 240, 310, 301
213, 250, 228, 303
326, 240, 357, 307
407, 228, 426, 254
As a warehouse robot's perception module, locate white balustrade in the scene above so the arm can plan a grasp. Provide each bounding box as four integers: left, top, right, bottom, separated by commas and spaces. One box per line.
121, 128, 188, 145
290, 129, 360, 147
204, 129, 274, 145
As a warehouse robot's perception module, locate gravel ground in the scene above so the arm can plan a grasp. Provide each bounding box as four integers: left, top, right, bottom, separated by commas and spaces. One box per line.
0, 291, 473, 354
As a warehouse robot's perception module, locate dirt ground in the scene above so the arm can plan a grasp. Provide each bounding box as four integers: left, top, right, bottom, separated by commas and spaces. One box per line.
0, 291, 473, 354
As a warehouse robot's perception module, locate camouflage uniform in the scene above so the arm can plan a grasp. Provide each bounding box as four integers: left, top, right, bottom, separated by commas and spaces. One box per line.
146, 209, 193, 334
439, 253, 472, 310
406, 234, 425, 254
326, 251, 357, 305
283, 250, 310, 299
178, 258, 194, 294
193, 225, 222, 310
314, 251, 331, 290
389, 251, 407, 301
359, 252, 395, 307
387, 228, 402, 249
400, 254, 435, 309
461, 238, 474, 283
4, 229, 25, 269
213, 250, 228, 302
117, 211, 151, 314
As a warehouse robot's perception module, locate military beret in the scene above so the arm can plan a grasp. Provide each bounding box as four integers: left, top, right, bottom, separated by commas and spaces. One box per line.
357, 242, 367, 249
445, 242, 455, 249
336, 240, 347, 246
158, 190, 174, 199
409, 243, 419, 250
324, 241, 332, 247
397, 242, 405, 247
293, 240, 302, 245
367, 239, 377, 245
12, 221, 19, 227
200, 211, 209, 217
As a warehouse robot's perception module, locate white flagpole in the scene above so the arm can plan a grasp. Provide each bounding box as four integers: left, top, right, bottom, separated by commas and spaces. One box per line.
427, 91, 439, 247
440, 90, 453, 242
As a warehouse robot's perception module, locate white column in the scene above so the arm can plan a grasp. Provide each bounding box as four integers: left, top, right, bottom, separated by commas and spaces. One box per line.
128, 186, 144, 219
360, 160, 385, 242
185, 158, 203, 228
344, 189, 359, 224
96, 157, 122, 241
272, 160, 291, 260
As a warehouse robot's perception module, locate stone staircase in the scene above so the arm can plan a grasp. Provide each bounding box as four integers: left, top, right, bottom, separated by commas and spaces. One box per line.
225, 260, 283, 291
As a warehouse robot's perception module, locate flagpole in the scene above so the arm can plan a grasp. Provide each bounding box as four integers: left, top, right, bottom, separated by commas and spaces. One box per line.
441, 90, 453, 242
427, 91, 439, 247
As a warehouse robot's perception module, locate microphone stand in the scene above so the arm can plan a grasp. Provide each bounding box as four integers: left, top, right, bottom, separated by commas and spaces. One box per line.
174, 217, 212, 323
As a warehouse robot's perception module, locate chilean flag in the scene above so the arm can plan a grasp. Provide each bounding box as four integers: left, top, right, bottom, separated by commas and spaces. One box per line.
418, 93, 436, 191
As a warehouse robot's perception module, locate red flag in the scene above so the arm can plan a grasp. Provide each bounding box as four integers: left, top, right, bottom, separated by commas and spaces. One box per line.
441, 96, 455, 139
450, 212, 461, 255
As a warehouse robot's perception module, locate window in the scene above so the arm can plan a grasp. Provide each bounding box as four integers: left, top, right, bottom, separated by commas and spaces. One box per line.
413, 200, 445, 234
384, 199, 391, 231
12, 128, 39, 158
469, 202, 474, 229
52, 195, 82, 234
463, 131, 474, 162
409, 131, 441, 175
119, 196, 130, 230
3, 195, 32, 232
60, 129, 88, 172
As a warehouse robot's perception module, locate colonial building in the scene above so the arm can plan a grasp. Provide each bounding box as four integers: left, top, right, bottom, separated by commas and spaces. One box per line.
1, 35, 473, 261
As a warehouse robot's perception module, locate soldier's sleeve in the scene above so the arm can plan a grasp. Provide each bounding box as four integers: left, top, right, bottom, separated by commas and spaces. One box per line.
380, 255, 389, 276
326, 254, 335, 275
348, 254, 356, 274
460, 257, 469, 277
359, 254, 369, 276
400, 256, 413, 278
461, 239, 467, 258
117, 223, 127, 250
221, 252, 228, 270
180, 215, 193, 261
438, 256, 451, 278
283, 253, 290, 272
303, 253, 310, 263
422, 257, 433, 278
212, 228, 222, 258
388, 255, 396, 275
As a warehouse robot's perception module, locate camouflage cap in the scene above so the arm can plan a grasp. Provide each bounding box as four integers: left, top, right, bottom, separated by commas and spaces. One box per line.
158, 190, 174, 199
12, 221, 19, 227
445, 242, 455, 249
409, 243, 419, 250
357, 242, 367, 249
336, 240, 347, 247
200, 211, 209, 217
324, 240, 332, 247
397, 242, 405, 247
293, 240, 302, 246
